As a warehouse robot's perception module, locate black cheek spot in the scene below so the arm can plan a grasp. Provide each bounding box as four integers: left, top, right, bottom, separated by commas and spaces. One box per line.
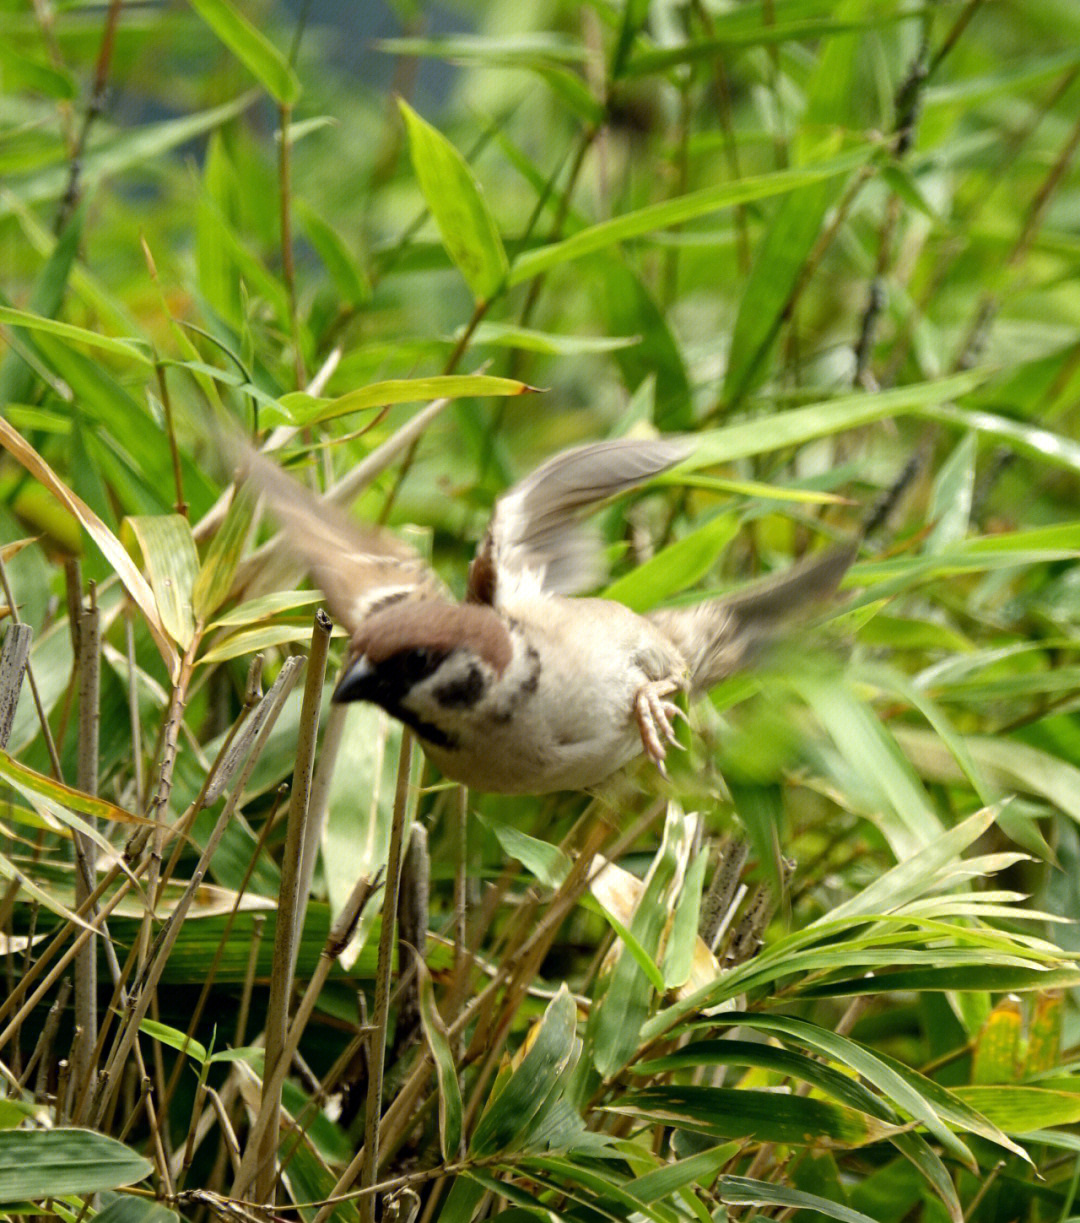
434, 664, 485, 709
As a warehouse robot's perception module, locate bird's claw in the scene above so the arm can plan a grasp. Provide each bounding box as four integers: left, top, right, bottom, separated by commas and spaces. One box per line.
635, 680, 687, 774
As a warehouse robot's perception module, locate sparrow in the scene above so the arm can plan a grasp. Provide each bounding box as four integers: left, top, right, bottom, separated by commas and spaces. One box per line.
238, 436, 854, 794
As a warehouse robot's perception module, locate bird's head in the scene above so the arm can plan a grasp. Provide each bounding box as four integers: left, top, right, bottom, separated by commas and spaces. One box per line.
332, 602, 513, 745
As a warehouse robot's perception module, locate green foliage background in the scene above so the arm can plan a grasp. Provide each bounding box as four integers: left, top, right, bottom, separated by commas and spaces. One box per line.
3, 0, 1080, 1220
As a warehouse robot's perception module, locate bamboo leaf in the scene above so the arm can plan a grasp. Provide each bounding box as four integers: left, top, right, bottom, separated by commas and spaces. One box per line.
192, 485, 256, 623
278, 375, 536, 427
188, 0, 300, 103
718, 1176, 880, 1223
399, 100, 509, 303
415, 952, 463, 1160
0, 1129, 151, 1199
510, 148, 872, 285
0, 306, 152, 365
125, 515, 200, 650
470, 986, 577, 1156
607, 1086, 899, 1148
139, 1018, 208, 1064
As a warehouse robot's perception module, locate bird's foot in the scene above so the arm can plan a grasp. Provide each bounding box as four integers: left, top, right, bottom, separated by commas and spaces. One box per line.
634, 679, 687, 777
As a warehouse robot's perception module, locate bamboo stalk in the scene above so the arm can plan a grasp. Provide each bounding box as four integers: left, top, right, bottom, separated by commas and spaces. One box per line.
71, 593, 100, 1113
355, 731, 415, 1223
89, 656, 305, 1127
244, 611, 332, 1203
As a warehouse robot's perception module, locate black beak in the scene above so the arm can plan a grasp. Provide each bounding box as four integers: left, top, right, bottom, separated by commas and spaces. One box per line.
332, 656, 377, 704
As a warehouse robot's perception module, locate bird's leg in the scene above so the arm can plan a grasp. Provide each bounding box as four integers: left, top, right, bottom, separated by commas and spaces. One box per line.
634, 679, 687, 776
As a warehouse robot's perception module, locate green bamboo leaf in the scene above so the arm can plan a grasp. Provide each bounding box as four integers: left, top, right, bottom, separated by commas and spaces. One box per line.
375, 33, 585, 64
687, 369, 992, 468
704, 1015, 975, 1167
0, 746, 144, 827
916, 400, 1080, 476
596, 257, 693, 428
635, 1039, 901, 1121
415, 953, 463, 1160
188, 0, 300, 103
723, 0, 868, 404
278, 375, 536, 427
0, 306, 152, 365
662, 851, 707, 991
192, 485, 256, 623
510, 148, 872, 285
0, 202, 83, 408
792, 672, 943, 856
625, 12, 917, 75
0, 40, 77, 98
138, 1018, 208, 1065
607, 1086, 898, 1147
199, 622, 346, 665
926, 432, 976, 553
590, 805, 696, 1079
604, 514, 738, 611
125, 515, 200, 650
818, 805, 998, 924
0, 846, 97, 934
470, 322, 640, 356
582, 896, 666, 993
952, 1085, 1080, 1132
297, 201, 372, 306
0, 1129, 151, 1199
924, 48, 1080, 108
437, 1175, 486, 1223
2, 94, 258, 216
399, 100, 509, 303
93, 1196, 181, 1223
513, 1156, 674, 1223
895, 728, 1080, 828
801, 964, 1080, 996
718, 1176, 880, 1223
206, 590, 324, 629
629, 1144, 741, 1204
479, 816, 572, 889
470, 986, 577, 1156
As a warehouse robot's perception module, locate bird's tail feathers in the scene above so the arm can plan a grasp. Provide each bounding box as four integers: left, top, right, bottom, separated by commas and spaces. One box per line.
648, 544, 856, 693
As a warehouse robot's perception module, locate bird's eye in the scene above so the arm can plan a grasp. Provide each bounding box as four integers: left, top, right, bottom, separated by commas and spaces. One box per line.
398, 646, 448, 684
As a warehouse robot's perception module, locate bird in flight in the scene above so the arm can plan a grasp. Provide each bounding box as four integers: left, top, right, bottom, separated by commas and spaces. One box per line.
238, 435, 853, 794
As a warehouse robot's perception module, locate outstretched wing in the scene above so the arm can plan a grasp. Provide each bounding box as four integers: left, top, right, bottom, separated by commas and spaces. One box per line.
647, 543, 856, 694
467, 435, 692, 606
234, 441, 445, 633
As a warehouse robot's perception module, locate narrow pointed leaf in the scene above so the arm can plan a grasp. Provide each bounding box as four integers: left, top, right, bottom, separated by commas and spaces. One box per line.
188, 0, 300, 103
415, 953, 463, 1160
399, 100, 508, 303
279, 375, 535, 427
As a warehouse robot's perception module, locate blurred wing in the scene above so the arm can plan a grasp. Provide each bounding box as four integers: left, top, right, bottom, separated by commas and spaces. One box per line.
648, 544, 856, 693
467, 436, 692, 606
235, 441, 445, 633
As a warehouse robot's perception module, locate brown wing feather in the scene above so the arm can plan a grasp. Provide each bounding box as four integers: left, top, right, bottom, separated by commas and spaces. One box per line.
468, 436, 692, 605
234, 441, 445, 633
